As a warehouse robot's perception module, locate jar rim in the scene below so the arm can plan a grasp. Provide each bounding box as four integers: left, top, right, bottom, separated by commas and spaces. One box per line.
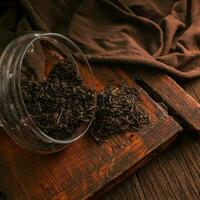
15, 32, 96, 144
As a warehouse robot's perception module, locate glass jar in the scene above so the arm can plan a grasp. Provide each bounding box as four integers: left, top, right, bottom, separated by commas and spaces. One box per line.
0, 32, 96, 154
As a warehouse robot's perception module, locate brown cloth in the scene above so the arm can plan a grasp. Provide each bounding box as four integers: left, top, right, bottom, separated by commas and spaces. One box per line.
1, 0, 200, 79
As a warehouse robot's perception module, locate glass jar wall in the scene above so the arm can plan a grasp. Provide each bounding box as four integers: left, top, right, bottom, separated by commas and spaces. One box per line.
0, 32, 96, 154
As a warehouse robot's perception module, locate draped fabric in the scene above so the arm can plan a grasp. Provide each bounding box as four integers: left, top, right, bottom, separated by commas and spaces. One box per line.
1, 0, 200, 79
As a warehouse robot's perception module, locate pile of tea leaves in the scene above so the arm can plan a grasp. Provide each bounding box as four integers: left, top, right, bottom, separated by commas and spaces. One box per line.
21, 60, 96, 140
90, 85, 150, 141
21, 59, 150, 142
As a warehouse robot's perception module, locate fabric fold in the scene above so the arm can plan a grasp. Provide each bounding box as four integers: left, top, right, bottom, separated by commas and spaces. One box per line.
0, 0, 200, 79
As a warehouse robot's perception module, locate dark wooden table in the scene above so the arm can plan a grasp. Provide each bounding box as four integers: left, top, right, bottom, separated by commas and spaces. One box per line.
99, 78, 200, 200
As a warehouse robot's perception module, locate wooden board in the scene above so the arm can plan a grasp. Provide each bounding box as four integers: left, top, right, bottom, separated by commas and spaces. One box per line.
0, 66, 182, 200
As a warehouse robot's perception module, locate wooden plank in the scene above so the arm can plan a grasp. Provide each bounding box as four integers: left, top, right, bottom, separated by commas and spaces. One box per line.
128, 68, 200, 134
182, 78, 200, 103
0, 66, 182, 200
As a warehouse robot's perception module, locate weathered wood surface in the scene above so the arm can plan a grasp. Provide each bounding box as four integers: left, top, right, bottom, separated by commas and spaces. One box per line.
131, 68, 200, 133
0, 66, 181, 200
100, 73, 200, 200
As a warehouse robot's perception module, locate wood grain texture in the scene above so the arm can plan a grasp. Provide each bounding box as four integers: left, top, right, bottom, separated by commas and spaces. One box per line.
100, 133, 200, 200
100, 74, 200, 200
0, 66, 182, 200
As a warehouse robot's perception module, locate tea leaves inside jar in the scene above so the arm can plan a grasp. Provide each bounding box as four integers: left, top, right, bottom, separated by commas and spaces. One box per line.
21, 60, 96, 140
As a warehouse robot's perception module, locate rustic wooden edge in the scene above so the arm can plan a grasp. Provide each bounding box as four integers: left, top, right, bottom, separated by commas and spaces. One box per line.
91, 129, 179, 200
130, 68, 200, 134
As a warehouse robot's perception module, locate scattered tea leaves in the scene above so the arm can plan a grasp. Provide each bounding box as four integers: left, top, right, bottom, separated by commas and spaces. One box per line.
90, 84, 150, 141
